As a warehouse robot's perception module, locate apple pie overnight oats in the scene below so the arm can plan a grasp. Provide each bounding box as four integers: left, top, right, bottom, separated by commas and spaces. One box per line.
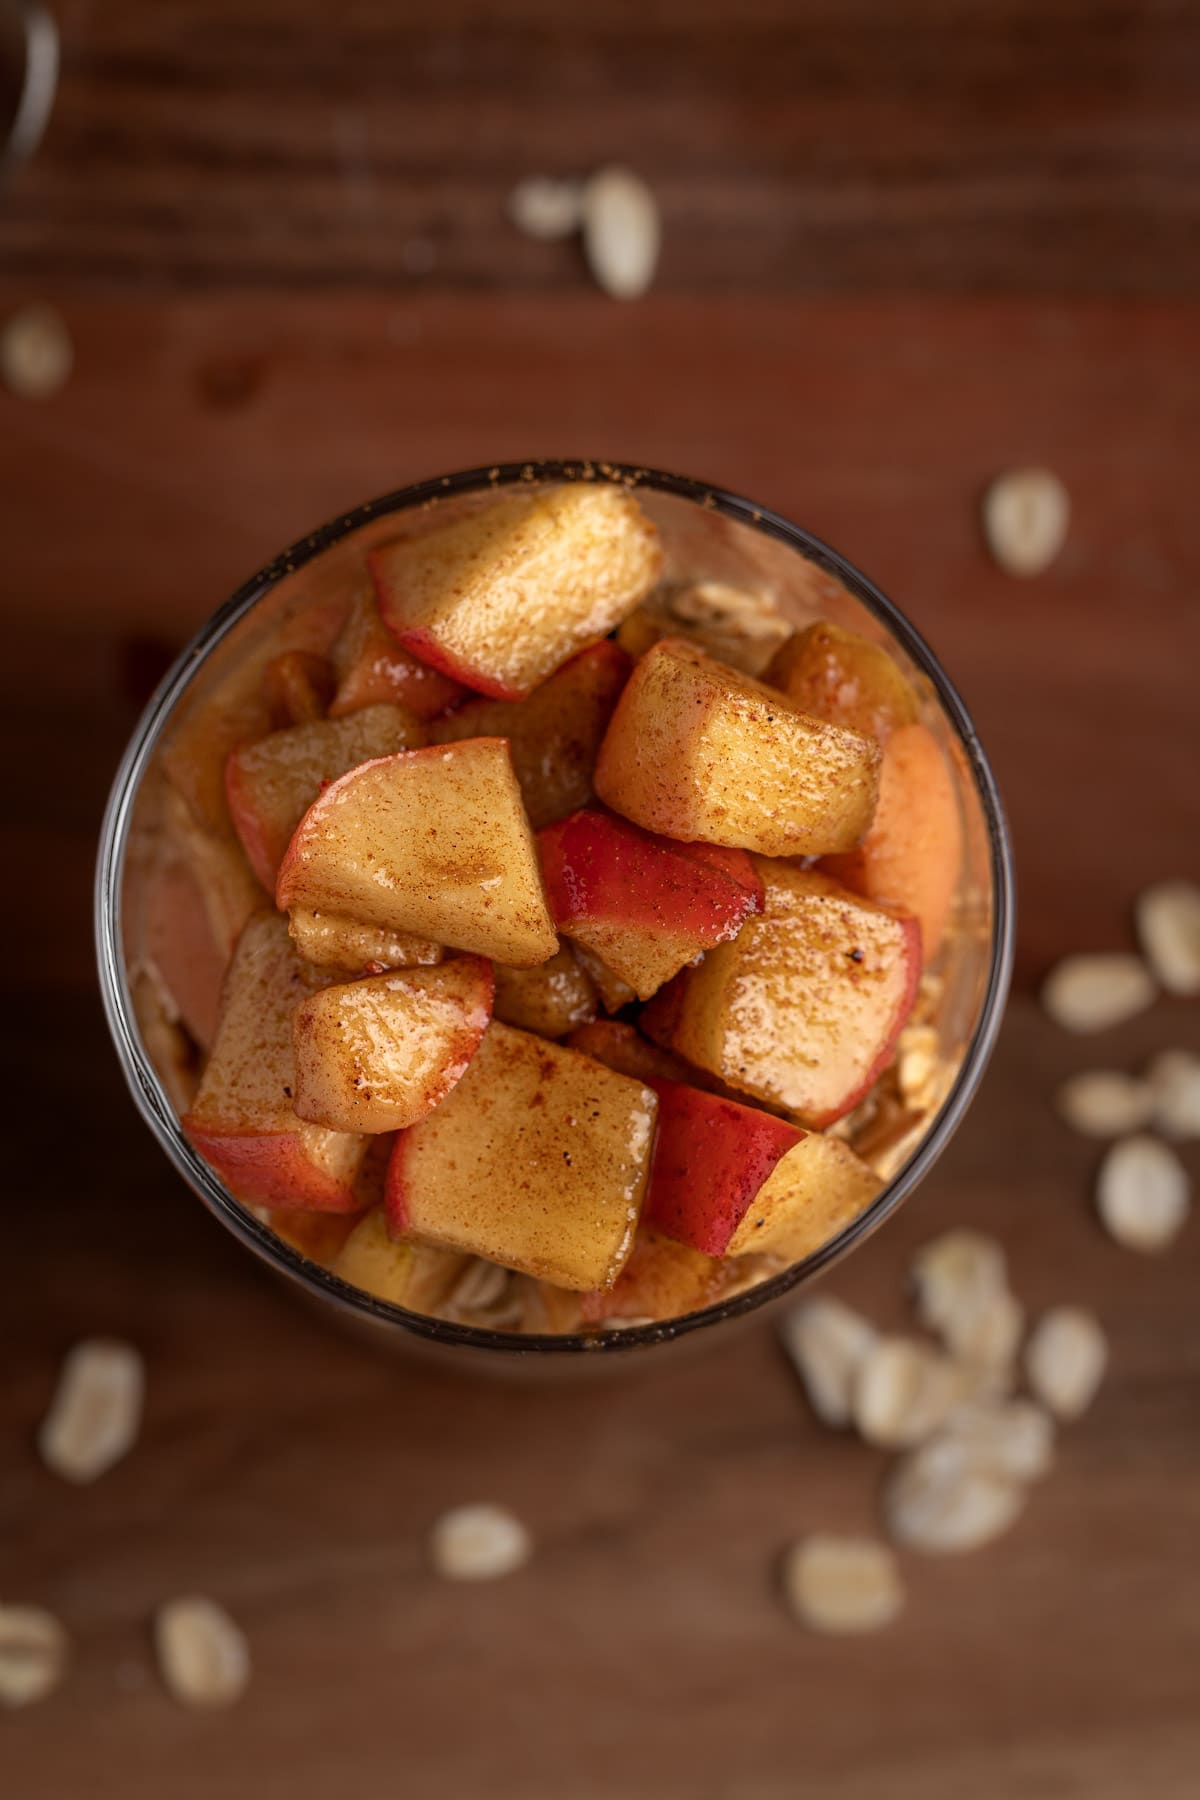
105, 465, 1011, 1348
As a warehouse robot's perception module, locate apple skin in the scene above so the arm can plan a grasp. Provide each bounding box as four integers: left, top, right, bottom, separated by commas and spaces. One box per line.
275, 738, 559, 967
641, 864, 921, 1129
677, 842, 763, 903
724, 1132, 879, 1261
292, 957, 494, 1134
429, 642, 631, 829
368, 484, 661, 701
822, 721, 962, 963
538, 807, 760, 1000
329, 586, 465, 721
594, 636, 881, 857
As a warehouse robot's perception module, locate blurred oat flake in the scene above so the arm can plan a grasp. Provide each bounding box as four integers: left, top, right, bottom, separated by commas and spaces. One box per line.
509, 165, 661, 300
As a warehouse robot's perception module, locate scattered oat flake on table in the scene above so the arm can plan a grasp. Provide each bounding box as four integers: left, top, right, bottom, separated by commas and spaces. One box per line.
1024, 1308, 1107, 1421
1040, 953, 1156, 1033
852, 1336, 964, 1450
1146, 1049, 1200, 1141
1055, 1069, 1155, 1138
781, 1535, 904, 1634
939, 1398, 1055, 1482
430, 1504, 532, 1581
507, 175, 586, 241
583, 166, 660, 300
981, 467, 1070, 576
0, 303, 73, 400
1096, 1134, 1190, 1254
0, 1605, 69, 1708
38, 1338, 144, 1483
155, 1597, 250, 1709
910, 1229, 1008, 1356
1136, 879, 1200, 996
780, 1296, 878, 1428
884, 1436, 1027, 1554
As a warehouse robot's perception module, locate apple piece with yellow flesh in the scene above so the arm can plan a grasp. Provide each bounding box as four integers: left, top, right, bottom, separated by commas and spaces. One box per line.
492, 946, 598, 1038
265, 1207, 362, 1264
226, 703, 425, 891
642, 864, 920, 1128
724, 1132, 879, 1261
262, 651, 335, 727
277, 737, 558, 966
288, 909, 443, 974
329, 587, 465, 721
765, 621, 918, 745
566, 1020, 697, 1085
594, 637, 881, 856
182, 914, 368, 1211
822, 722, 962, 963
429, 642, 631, 828
330, 1206, 469, 1308
369, 484, 661, 700
637, 1078, 805, 1255
580, 1232, 725, 1324
569, 943, 637, 1014
292, 957, 494, 1133
539, 808, 761, 1001
161, 784, 262, 956
385, 1022, 657, 1290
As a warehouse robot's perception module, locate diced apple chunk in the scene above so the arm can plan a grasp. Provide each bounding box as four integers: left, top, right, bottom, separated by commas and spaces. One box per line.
823, 722, 963, 963
292, 957, 494, 1133
226, 703, 424, 891
161, 785, 261, 955
765, 621, 917, 745
329, 587, 465, 721
639, 1078, 805, 1255
429, 642, 631, 827
594, 637, 881, 856
265, 1207, 362, 1264
724, 1132, 879, 1260
182, 914, 368, 1211
570, 943, 637, 1014
385, 1022, 657, 1290
492, 947, 598, 1038
263, 651, 335, 727
539, 808, 761, 1001
276, 738, 558, 967
369, 484, 661, 700
330, 1207, 470, 1309
288, 909, 443, 974
580, 1233, 725, 1324
642, 864, 920, 1128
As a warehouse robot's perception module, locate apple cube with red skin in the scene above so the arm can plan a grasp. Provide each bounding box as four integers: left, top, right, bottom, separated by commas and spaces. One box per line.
595, 637, 881, 856
277, 738, 558, 967
182, 913, 368, 1212
539, 808, 761, 1001
292, 957, 494, 1133
226, 703, 424, 891
430, 642, 631, 828
287, 908, 442, 974
492, 946, 598, 1038
723, 1132, 879, 1261
639, 1077, 806, 1255
330, 1206, 469, 1309
642, 864, 920, 1128
369, 484, 661, 700
579, 1233, 725, 1324
386, 1022, 657, 1290
329, 587, 465, 721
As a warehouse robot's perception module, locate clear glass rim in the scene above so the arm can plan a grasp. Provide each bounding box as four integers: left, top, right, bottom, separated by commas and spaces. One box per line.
95, 459, 1016, 1358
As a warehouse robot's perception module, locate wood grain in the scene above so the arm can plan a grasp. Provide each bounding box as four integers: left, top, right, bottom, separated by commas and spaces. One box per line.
2, 3, 1200, 1794
2, 0, 1199, 292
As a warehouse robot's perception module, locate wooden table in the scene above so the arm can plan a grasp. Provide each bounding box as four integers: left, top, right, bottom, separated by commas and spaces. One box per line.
3, 7, 1198, 1796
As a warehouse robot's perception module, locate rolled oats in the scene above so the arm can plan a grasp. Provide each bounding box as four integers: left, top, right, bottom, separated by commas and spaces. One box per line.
781, 1535, 904, 1634
1041, 954, 1156, 1033
1136, 879, 1200, 996
779, 1297, 878, 1428
155, 1597, 250, 1709
982, 467, 1069, 577
1146, 1049, 1200, 1141
39, 1339, 144, 1484
0, 1605, 69, 1708
1096, 1134, 1190, 1254
1055, 1069, 1155, 1138
1024, 1308, 1107, 1421
884, 1436, 1027, 1554
852, 1336, 965, 1449
583, 166, 660, 300
429, 1504, 532, 1581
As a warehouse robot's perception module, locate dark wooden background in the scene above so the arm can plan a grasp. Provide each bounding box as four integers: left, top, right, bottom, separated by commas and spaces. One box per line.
3, 5, 1198, 1796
